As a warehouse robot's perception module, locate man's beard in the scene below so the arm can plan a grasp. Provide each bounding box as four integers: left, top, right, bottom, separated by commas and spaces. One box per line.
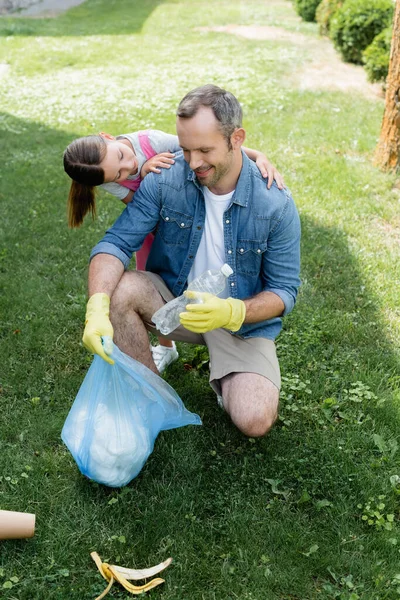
195, 153, 233, 188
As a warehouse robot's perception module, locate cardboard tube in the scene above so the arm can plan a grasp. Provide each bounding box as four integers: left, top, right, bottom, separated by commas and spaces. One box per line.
0, 510, 36, 540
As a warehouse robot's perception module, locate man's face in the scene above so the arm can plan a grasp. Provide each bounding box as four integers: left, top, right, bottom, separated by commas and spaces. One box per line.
176, 106, 234, 189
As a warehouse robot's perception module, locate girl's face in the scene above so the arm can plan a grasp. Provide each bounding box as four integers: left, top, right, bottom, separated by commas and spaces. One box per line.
100, 137, 138, 184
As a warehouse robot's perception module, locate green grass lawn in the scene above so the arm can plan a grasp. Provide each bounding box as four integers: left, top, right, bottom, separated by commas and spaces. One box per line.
1, 0, 400, 598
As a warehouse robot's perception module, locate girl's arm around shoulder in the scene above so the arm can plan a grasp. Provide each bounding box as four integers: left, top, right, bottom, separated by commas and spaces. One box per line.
140, 130, 180, 178
140, 153, 175, 178
242, 145, 284, 190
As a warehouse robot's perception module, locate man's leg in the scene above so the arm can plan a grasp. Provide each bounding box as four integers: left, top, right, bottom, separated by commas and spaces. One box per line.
205, 330, 281, 438
110, 271, 165, 374
220, 372, 279, 437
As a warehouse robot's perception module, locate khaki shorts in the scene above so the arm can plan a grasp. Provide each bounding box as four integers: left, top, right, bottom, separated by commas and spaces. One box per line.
144, 272, 281, 393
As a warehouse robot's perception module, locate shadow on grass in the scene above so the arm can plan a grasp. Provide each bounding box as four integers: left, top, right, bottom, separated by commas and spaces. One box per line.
0, 0, 171, 36
1, 112, 400, 599
279, 213, 400, 388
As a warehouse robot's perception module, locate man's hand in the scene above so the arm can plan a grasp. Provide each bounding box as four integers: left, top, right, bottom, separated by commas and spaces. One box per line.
140, 152, 175, 178
82, 293, 114, 365
179, 292, 246, 333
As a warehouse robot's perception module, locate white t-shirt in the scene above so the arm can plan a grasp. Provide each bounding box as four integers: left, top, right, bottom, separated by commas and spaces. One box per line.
188, 187, 234, 298
101, 130, 181, 200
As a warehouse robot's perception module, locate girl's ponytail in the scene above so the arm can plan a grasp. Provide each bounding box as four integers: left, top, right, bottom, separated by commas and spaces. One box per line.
63, 135, 107, 228
67, 180, 96, 228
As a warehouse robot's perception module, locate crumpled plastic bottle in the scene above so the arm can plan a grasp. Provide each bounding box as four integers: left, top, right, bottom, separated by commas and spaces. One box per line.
152, 263, 233, 335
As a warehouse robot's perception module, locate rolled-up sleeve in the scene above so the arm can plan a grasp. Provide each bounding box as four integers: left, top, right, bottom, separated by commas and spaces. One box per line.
90, 241, 131, 269
89, 174, 161, 269
263, 191, 301, 316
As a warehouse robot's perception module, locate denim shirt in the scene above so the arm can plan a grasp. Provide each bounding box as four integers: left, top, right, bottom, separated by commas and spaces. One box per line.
91, 151, 301, 340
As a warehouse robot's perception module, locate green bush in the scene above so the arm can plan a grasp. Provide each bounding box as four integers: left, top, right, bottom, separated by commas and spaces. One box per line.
363, 26, 392, 83
294, 0, 323, 22
331, 0, 394, 64
316, 0, 343, 35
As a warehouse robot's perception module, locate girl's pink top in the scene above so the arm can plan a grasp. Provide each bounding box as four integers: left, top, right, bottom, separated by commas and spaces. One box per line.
119, 132, 156, 270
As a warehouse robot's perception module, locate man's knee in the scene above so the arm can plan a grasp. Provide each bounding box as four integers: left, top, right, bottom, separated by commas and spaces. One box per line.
111, 271, 150, 312
225, 384, 279, 437
235, 403, 279, 437
221, 372, 280, 437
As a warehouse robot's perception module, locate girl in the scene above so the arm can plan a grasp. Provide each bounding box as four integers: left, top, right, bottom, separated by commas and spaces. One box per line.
63, 129, 284, 372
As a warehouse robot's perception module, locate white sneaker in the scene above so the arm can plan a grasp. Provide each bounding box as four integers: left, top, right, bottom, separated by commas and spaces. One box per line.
151, 342, 179, 374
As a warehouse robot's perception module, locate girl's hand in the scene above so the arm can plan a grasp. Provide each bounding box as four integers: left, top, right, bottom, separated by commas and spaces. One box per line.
141, 152, 175, 178
256, 154, 285, 190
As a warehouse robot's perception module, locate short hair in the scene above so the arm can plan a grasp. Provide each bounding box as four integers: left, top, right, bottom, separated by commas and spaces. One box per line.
177, 84, 242, 145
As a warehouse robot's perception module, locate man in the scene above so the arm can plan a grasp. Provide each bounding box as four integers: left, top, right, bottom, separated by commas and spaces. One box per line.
83, 84, 301, 438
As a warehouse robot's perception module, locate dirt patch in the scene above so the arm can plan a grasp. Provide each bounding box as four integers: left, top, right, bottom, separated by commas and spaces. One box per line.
197, 24, 309, 45
1, 0, 86, 17
198, 25, 384, 100
0, 0, 36, 15
292, 37, 383, 99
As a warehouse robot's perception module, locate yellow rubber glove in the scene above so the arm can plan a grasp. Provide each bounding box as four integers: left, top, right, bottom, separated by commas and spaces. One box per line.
179, 291, 246, 333
82, 293, 114, 365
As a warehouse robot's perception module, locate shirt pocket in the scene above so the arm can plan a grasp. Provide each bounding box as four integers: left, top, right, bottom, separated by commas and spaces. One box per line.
236, 240, 268, 275
159, 206, 193, 246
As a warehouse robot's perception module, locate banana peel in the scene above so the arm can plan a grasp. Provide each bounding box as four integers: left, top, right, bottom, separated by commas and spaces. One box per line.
91, 551, 172, 599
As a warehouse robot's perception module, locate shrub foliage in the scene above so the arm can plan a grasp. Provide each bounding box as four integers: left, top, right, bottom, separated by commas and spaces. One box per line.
330, 0, 394, 64
294, 0, 324, 22
316, 0, 343, 35
363, 26, 392, 83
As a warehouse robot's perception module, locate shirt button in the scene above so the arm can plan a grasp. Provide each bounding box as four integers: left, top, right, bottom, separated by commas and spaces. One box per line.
165, 217, 170, 221
240, 248, 244, 253
189, 255, 194, 259
180, 222, 185, 227
231, 282, 235, 287
228, 250, 232, 254
225, 219, 230, 224
178, 280, 182, 285
197, 226, 202, 230
257, 249, 261, 253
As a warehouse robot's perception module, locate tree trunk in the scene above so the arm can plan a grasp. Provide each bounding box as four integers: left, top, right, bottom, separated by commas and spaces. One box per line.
375, 0, 400, 172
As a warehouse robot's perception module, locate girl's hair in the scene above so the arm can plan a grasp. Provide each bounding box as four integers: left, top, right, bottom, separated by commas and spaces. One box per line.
63, 135, 108, 228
